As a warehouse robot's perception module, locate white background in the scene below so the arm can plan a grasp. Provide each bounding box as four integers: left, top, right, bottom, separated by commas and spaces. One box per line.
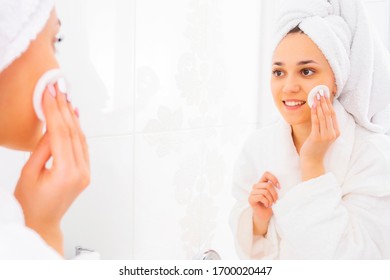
0, 0, 389, 260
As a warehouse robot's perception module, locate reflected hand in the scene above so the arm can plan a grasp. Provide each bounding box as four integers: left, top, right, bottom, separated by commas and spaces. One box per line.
299, 94, 340, 181
248, 171, 280, 236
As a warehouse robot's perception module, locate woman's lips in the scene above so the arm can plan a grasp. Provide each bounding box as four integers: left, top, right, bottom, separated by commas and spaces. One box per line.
283, 100, 306, 110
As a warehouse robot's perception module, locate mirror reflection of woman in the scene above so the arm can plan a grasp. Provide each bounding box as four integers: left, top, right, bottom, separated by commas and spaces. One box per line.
0, 0, 89, 259
231, 0, 390, 259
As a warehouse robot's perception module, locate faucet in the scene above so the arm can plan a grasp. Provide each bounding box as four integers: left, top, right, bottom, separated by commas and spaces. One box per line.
196, 249, 221, 260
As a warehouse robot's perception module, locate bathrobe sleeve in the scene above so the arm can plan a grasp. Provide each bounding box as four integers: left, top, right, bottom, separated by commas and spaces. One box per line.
0, 224, 63, 259
0, 190, 62, 260
272, 136, 390, 259
230, 131, 280, 259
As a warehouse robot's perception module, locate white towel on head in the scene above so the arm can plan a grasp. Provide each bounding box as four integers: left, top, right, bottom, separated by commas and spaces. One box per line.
272, 0, 390, 135
0, 0, 54, 73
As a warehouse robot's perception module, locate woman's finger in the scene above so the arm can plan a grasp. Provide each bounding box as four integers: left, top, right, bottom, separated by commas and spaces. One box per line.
42, 84, 74, 166
55, 84, 86, 168
321, 95, 334, 133
326, 96, 341, 138
253, 182, 278, 202
66, 102, 90, 170
316, 94, 326, 135
249, 194, 271, 208
20, 133, 51, 181
311, 99, 320, 137
251, 188, 274, 206
260, 171, 280, 189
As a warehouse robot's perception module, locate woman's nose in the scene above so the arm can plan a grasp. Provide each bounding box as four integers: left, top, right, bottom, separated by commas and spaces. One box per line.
282, 76, 300, 94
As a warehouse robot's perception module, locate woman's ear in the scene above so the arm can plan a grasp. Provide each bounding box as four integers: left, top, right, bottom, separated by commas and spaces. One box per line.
329, 84, 337, 102
332, 83, 337, 96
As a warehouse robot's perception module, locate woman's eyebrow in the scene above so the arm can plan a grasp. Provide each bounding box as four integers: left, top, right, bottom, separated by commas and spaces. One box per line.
273, 60, 318, 66
297, 60, 318, 65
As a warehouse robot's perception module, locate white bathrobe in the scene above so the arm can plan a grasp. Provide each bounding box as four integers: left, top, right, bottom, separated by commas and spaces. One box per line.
230, 100, 390, 259
0, 188, 62, 259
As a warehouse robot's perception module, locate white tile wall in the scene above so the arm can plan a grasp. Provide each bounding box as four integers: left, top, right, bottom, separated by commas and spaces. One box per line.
0, 148, 26, 193
62, 136, 133, 259
133, 0, 261, 259
135, 0, 260, 133
56, 0, 263, 260
258, 0, 279, 127
134, 125, 255, 259
56, 0, 135, 137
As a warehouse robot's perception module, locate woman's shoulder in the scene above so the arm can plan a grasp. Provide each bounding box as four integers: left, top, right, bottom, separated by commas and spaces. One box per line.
354, 125, 390, 153
352, 125, 390, 166
343, 125, 390, 197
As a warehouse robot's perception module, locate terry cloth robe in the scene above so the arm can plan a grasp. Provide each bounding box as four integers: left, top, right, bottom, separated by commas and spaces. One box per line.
0, 187, 62, 259
230, 100, 390, 259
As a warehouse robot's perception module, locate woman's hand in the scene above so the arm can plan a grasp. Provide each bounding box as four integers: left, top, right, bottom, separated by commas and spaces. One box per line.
14, 83, 90, 256
299, 93, 340, 181
248, 171, 280, 236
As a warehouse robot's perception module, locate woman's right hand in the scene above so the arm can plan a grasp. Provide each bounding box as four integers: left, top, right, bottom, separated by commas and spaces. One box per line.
14, 83, 90, 256
248, 171, 280, 236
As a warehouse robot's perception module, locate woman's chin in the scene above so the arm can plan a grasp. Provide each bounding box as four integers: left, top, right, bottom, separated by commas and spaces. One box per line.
7, 137, 40, 152
10, 127, 44, 152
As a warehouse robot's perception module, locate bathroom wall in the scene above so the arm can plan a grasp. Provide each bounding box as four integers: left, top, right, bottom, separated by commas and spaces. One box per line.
55, 0, 264, 260
0, 0, 389, 260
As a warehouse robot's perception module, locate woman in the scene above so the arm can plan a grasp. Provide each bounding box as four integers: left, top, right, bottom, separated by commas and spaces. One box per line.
0, 0, 89, 259
230, 0, 390, 259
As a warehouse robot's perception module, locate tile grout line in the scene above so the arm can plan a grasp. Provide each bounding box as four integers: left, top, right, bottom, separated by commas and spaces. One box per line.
132, 0, 137, 260
85, 122, 261, 141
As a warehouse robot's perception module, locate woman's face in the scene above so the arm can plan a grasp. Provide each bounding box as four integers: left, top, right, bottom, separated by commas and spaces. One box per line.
0, 9, 61, 151
271, 32, 337, 127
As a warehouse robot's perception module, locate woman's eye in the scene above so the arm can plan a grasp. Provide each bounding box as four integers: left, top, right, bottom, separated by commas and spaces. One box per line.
301, 68, 315, 76
56, 36, 63, 44
53, 35, 64, 51
272, 70, 284, 77
56, 35, 63, 45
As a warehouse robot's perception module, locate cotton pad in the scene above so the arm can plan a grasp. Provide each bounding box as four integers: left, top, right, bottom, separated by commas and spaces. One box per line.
307, 85, 330, 108
33, 69, 68, 122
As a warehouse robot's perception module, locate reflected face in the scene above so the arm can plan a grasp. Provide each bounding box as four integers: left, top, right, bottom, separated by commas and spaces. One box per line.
0, 9, 61, 151
270, 32, 337, 127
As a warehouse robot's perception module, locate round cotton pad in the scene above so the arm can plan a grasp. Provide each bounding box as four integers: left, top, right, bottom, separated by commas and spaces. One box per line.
307, 85, 330, 108
33, 69, 67, 122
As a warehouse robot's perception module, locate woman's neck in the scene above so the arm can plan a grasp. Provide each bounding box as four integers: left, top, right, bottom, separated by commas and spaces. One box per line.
291, 123, 311, 154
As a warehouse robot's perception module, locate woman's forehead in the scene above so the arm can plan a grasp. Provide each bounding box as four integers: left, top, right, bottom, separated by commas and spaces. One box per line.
273, 33, 326, 63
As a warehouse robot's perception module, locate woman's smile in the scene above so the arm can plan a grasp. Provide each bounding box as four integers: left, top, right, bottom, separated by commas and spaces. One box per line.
282, 99, 307, 110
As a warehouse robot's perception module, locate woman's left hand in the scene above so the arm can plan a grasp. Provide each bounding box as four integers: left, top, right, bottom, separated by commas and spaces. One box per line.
299, 93, 340, 181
